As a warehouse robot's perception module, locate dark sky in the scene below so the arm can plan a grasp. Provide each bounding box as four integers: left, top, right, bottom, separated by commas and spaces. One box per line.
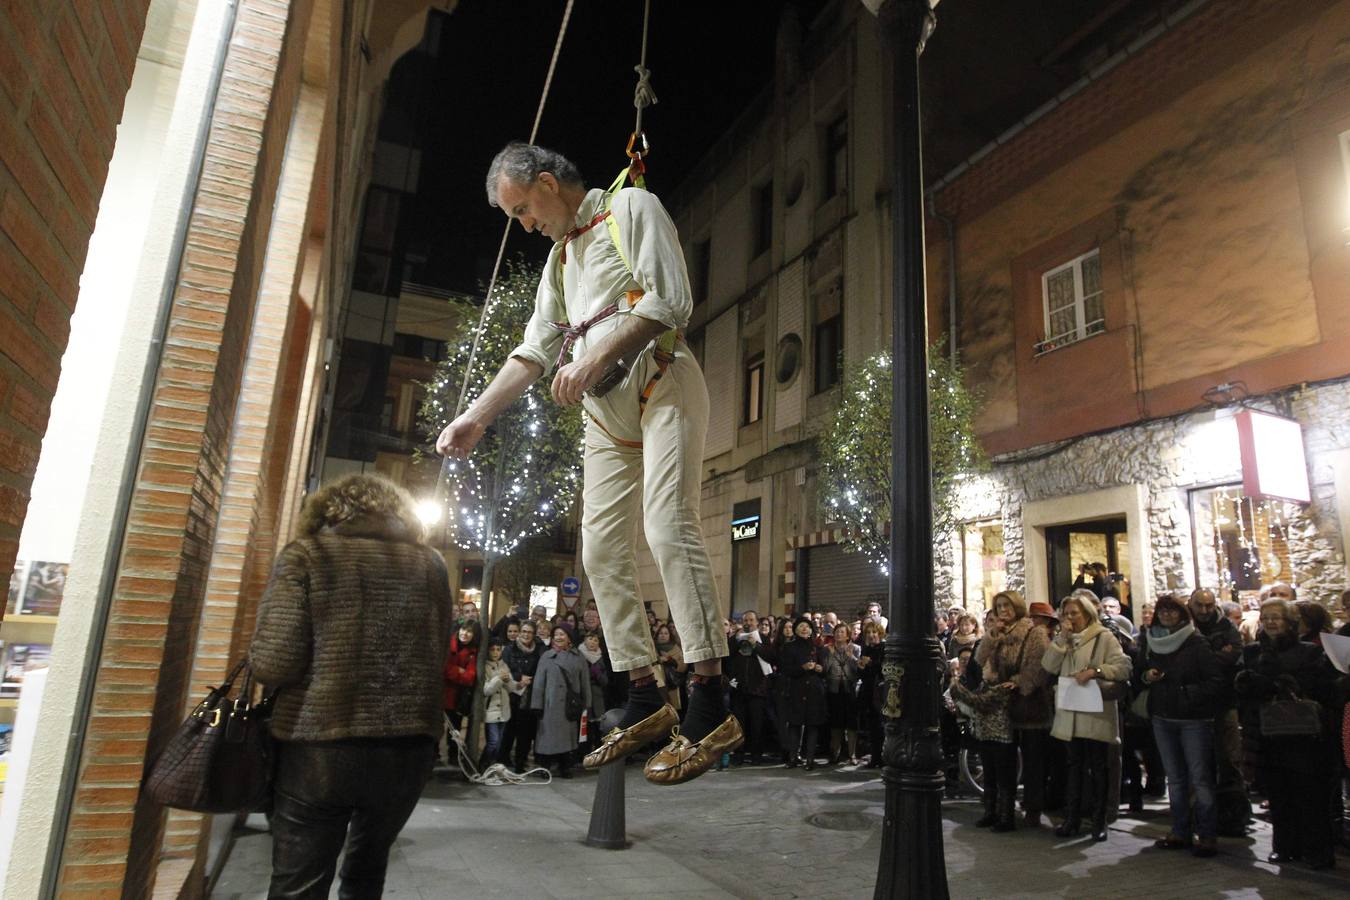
384, 0, 1178, 297
392, 0, 806, 296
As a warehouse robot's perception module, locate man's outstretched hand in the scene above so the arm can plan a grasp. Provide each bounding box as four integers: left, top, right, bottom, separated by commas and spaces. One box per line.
437, 414, 486, 458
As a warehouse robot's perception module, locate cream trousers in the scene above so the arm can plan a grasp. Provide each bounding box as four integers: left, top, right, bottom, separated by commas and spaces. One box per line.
580, 347, 727, 672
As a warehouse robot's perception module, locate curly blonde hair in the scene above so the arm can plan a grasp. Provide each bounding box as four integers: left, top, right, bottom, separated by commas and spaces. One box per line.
298, 472, 424, 540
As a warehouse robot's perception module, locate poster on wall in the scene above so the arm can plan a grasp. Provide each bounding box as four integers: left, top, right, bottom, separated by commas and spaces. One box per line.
0, 644, 51, 698
19, 561, 67, 617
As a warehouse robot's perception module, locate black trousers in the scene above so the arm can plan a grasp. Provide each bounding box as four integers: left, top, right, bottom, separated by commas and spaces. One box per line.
1017, 728, 1048, 817
787, 724, 819, 763
1266, 764, 1336, 864
502, 698, 538, 770
732, 692, 767, 758
1063, 737, 1110, 827
269, 736, 435, 900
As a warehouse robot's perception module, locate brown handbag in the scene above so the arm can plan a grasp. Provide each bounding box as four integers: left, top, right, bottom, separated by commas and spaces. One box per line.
143, 659, 276, 813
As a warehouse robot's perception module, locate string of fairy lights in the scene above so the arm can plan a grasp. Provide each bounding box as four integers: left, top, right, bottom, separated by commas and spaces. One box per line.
1205, 488, 1298, 595
420, 261, 584, 558
818, 348, 985, 577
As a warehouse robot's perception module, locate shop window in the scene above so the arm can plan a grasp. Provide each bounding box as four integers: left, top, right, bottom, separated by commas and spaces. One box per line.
959, 521, 1007, 610
1035, 249, 1104, 355
824, 115, 848, 201
1190, 485, 1300, 607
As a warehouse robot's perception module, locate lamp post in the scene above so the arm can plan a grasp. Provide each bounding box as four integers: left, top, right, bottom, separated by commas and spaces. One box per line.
873, 1, 949, 898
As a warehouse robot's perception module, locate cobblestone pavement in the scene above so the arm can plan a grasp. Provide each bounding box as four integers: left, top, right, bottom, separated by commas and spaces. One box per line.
213, 761, 1349, 899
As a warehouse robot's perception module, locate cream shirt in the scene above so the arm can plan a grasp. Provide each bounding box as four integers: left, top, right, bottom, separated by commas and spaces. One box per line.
508, 186, 693, 378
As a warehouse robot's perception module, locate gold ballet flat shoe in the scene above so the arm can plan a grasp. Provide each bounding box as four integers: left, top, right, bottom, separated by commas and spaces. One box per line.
643, 714, 745, 786
582, 704, 678, 769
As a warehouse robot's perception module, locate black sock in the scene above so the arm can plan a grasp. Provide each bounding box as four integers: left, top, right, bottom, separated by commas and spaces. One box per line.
679, 675, 728, 743
618, 677, 665, 729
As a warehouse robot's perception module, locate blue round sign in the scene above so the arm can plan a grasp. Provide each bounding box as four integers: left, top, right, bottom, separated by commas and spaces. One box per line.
561, 576, 581, 595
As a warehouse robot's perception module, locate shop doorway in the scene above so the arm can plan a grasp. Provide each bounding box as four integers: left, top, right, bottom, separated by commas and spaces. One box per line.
1045, 517, 1130, 614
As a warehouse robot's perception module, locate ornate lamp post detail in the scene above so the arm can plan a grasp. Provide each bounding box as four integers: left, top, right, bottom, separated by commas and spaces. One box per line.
872, 2, 949, 898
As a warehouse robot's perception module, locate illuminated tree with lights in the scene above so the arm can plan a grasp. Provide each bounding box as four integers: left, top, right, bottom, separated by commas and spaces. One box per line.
817, 342, 986, 578
419, 257, 585, 619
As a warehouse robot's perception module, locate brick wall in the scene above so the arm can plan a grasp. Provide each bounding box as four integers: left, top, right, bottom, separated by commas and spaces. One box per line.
931, 0, 1330, 224
160, 82, 326, 870
56, 0, 317, 894
0, 1, 152, 603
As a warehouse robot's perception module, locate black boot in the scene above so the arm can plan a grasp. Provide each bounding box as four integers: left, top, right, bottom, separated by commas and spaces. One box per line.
1056, 754, 1083, 837
975, 782, 999, 828
992, 794, 1017, 832
1090, 813, 1108, 842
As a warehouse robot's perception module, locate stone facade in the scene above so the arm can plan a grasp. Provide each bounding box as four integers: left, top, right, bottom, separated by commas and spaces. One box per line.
946, 378, 1350, 610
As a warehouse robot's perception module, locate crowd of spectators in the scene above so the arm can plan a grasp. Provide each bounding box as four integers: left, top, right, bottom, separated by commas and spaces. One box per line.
449, 582, 1350, 869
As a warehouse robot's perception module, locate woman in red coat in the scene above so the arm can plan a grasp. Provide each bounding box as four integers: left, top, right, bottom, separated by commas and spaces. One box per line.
444, 620, 481, 732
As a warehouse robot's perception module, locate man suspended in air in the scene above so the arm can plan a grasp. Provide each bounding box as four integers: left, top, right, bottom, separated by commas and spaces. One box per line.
437, 142, 741, 784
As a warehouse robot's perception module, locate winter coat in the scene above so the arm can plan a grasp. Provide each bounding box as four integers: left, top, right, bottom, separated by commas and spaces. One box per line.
580, 649, 610, 718
530, 648, 592, 755
251, 513, 451, 742
481, 658, 514, 724
1042, 621, 1131, 744
1132, 626, 1224, 720
1192, 612, 1243, 710
976, 617, 1052, 729
779, 638, 828, 727
824, 644, 860, 695
727, 631, 771, 697
1235, 633, 1343, 772
858, 642, 885, 712
503, 639, 544, 706
443, 636, 478, 712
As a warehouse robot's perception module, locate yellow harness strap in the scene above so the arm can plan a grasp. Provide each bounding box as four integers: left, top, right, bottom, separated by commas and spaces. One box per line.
565, 168, 680, 446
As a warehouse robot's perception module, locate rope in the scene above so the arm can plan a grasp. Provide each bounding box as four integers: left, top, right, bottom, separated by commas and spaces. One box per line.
632, 0, 657, 135
444, 723, 554, 786
436, 0, 576, 528
452, 0, 576, 422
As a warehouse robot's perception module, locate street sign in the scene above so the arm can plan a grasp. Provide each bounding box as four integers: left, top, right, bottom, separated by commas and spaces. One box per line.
561, 576, 581, 596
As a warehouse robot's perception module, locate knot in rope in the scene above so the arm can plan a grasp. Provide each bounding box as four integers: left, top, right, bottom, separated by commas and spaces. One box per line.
633, 63, 658, 111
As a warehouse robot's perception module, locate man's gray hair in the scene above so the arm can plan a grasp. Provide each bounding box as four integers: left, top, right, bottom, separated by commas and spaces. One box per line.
485, 142, 584, 207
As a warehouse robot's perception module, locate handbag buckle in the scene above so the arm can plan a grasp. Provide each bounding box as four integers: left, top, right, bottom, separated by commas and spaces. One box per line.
206, 707, 223, 727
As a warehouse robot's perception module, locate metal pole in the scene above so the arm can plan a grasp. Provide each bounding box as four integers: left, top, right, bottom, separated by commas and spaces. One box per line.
874, 2, 948, 898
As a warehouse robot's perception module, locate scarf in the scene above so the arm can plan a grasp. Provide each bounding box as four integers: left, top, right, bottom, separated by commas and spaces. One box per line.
655, 640, 677, 656
1146, 622, 1194, 656
579, 643, 604, 665
515, 635, 537, 654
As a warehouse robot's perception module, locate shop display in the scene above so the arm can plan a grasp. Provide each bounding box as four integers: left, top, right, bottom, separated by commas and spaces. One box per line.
5, 561, 24, 617
19, 561, 67, 616
1, 644, 51, 698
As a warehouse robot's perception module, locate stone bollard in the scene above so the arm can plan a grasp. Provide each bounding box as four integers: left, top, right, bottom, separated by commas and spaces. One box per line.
584, 709, 631, 849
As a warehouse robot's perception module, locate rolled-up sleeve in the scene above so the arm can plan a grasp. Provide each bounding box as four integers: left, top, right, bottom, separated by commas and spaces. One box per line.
508, 248, 568, 377
611, 189, 692, 331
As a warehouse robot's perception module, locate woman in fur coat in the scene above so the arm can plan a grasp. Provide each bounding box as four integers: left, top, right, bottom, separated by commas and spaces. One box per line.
975, 590, 1052, 830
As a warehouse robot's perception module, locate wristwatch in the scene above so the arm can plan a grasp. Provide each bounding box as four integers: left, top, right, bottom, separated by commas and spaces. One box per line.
1093, 666, 1103, 678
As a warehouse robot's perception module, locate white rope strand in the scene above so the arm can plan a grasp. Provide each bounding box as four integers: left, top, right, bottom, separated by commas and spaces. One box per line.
438, 0, 576, 521
452, 0, 576, 422
445, 724, 553, 786
632, 0, 656, 136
